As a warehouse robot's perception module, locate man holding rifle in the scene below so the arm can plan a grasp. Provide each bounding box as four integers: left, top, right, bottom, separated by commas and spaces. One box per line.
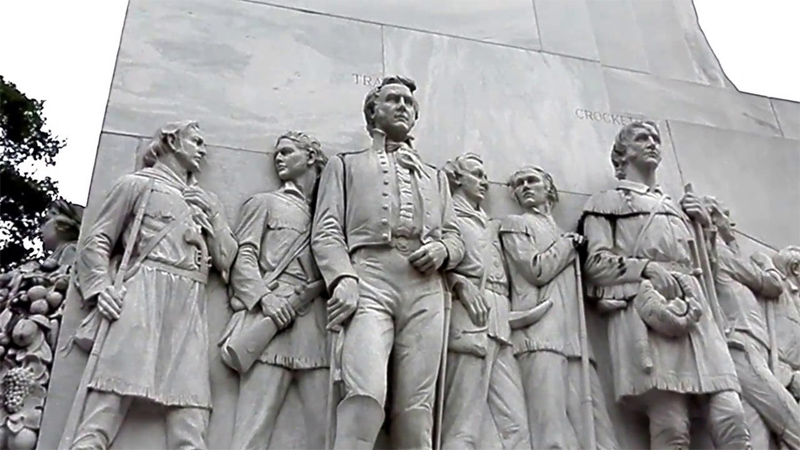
220, 131, 329, 450
580, 121, 749, 449
704, 198, 800, 449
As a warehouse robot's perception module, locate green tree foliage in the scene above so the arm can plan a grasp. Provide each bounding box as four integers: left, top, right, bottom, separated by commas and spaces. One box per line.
0, 76, 64, 271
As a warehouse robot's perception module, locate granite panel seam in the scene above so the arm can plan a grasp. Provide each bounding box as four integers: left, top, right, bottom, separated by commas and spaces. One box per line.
664, 120, 687, 187
769, 99, 787, 139
101, 129, 272, 156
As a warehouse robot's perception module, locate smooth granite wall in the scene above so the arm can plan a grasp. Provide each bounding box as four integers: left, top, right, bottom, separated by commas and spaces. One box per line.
39, 0, 799, 449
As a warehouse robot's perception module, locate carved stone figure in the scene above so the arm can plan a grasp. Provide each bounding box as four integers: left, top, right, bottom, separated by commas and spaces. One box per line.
500, 166, 618, 450
312, 75, 465, 449
579, 121, 749, 449
64, 121, 237, 449
439, 153, 530, 449
703, 197, 800, 449
0, 200, 82, 450
772, 246, 800, 401
41, 200, 85, 267
218, 131, 329, 449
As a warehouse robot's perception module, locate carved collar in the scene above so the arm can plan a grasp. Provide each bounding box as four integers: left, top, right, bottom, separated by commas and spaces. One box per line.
616, 179, 664, 196
452, 194, 487, 227
277, 181, 311, 212
140, 163, 190, 191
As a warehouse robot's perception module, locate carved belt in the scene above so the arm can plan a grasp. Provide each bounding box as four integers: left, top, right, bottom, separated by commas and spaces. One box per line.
485, 279, 509, 298
141, 259, 209, 284
649, 261, 696, 276
390, 234, 422, 256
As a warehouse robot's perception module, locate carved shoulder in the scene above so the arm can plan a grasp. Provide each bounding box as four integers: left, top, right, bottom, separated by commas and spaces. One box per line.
499, 214, 533, 235
581, 189, 635, 218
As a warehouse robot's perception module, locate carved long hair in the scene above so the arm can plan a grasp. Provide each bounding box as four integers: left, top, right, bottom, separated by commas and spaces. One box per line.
141, 120, 200, 168
774, 246, 800, 279
275, 131, 328, 202
443, 153, 484, 192
362, 75, 420, 135
610, 120, 660, 180
45, 199, 84, 245
507, 165, 559, 206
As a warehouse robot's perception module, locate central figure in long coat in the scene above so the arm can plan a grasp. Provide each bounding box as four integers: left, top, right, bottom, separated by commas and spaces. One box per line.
312, 75, 464, 449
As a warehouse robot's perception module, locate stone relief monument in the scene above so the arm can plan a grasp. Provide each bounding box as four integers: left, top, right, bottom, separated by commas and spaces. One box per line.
440, 153, 530, 449
30, 1, 800, 449
219, 131, 329, 449
60, 121, 237, 449
579, 121, 749, 449
0, 200, 82, 450
312, 75, 464, 449
501, 166, 618, 450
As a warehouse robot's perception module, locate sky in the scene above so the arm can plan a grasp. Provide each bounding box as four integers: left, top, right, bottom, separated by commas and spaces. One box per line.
0, 0, 798, 206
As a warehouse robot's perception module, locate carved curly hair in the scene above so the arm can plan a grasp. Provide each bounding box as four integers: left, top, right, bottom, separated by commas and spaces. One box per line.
507, 165, 559, 206
610, 121, 660, 180
142, 120, 200, 168
362, 75, 420, 135
274, 131, 328, 174
442, 153, 484, 192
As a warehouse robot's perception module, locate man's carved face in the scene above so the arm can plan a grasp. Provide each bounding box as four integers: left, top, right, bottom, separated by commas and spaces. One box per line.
174, 127, 207, 173
511, 170, 549, 210
457, 158, 489, 207
40, 208, 60, 252
274, 138, 311, 182
626, 125, 661, 173
709, 205, 736, 244
372, 84, 416, 140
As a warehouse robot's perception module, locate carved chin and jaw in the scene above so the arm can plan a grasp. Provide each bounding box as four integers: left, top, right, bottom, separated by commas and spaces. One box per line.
375, 117, 414, 142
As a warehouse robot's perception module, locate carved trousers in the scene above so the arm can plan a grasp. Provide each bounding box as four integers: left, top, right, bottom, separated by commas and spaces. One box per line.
70, 389, 209, 450
566, 359, 620, 450
442, 340, 531, 450
643, 389, 749, 449
518, 351, 581, 450
334, 247, 444, 450
231, 364, 328, 450
729, 336, 800, 450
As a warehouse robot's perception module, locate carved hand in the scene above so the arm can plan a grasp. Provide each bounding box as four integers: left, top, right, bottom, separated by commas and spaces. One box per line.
456, 280, 489, 327
184, 186, 223, 219
643, 263, 680, 299
562, 232, 587, 250
750, 252, 774, 270
327, 277, 359, 331
409, 241, 448, 275
597, 299, 627, 314
97, 285, 127, 321
260, 293, 296, 330
680, 192, 710, 227
790, 372, 800, 399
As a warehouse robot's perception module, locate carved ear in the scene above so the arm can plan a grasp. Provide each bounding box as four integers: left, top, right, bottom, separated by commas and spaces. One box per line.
306, 150, 317, 167
791, 261, 800, 277
164, 131, 180, 152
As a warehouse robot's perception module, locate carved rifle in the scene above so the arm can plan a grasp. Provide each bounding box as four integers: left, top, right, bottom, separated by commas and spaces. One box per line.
684, 183, 726, 336
574, 259, 596, 450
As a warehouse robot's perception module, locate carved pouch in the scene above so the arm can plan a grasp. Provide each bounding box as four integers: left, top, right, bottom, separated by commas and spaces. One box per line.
634, 274, 702, 338
448, 296, 489, 358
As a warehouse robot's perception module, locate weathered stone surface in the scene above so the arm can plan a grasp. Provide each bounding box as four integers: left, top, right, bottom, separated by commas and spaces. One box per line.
669, 120, 800, 250
255, 0, 540, 49
81, 133, 141, 226
104, 0, 382, 151
383, 28, 684, 197
671, 0, 734, 87
534, 0, 599, 61
585, 0, 651, 73
605, 67, 783, 138
771, 98, 800, 140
